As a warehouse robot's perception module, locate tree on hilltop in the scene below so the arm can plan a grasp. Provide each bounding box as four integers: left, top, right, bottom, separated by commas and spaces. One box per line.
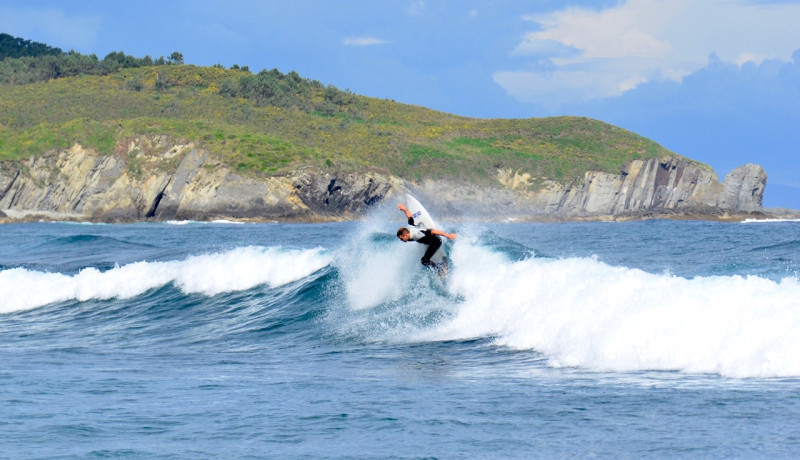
168, 52, 184, 65
0, 33, 63, 60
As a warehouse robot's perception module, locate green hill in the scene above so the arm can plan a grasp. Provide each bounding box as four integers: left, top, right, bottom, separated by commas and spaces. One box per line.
0, 46, 692, 186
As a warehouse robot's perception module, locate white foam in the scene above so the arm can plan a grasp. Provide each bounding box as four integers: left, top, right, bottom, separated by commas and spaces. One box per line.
0, 246, 331, 313
49, 221, 108, 226
742, 218, 800, 223
414, 239, 800, 378
210, 219, 247, 225
164, 219, 249, 225
164, 220, 196, 225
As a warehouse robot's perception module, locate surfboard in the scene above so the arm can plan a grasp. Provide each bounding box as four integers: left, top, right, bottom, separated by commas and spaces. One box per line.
404, 193, 445, 265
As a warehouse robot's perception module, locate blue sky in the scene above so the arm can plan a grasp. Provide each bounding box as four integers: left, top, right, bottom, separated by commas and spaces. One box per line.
2, 0, 799, 208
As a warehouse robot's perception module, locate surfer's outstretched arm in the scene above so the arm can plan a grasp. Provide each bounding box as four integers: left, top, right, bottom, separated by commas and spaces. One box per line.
431, 228, 457, 240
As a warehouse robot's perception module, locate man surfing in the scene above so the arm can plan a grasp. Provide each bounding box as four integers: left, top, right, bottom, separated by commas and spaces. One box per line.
396, 203, 457, 275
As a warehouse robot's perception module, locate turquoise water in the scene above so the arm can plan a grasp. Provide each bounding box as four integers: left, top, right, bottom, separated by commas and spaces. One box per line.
1, 218, 799, 458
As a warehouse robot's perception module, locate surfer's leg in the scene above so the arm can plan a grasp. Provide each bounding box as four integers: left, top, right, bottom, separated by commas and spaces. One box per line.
420, 237, 442, 268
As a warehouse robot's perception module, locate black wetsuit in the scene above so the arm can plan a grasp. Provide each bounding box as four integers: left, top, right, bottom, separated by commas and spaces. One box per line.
407, 216, 442, 268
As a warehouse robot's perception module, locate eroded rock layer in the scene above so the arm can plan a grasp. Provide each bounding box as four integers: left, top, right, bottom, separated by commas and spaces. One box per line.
0, 138, 768, 222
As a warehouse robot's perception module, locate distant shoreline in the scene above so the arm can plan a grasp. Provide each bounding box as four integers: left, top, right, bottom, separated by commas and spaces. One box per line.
3, 207, 797, 225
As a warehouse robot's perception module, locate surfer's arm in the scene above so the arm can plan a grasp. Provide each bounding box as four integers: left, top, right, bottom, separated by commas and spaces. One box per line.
397, 204, 415, 225
431, 229, 457, 240
397, 203, 412, 218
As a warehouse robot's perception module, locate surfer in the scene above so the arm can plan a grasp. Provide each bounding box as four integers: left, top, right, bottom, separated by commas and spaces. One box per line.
396, 203, 457, 270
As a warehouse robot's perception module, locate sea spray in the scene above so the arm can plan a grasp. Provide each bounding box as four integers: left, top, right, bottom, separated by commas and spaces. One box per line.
333, 208, 454, 311
336, 234, 423, 311
329, 221, 459, 341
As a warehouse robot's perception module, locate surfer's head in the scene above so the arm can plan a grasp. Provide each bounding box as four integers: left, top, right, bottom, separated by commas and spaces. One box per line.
397, 227, 410, 242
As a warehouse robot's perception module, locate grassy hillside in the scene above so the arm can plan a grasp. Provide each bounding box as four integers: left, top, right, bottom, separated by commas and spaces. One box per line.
0, 63, 691, 185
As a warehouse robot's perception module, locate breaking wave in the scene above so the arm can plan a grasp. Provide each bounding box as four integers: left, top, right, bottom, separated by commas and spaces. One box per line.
0, 246, 331, 313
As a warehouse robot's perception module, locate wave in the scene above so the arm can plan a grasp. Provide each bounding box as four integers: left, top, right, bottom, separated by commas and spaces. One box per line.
28, 234, 157, 250
749, 240, 800, 253
0, 246, 331, 314
5, 221, 799, 379
328, 227, 800, 378
406, 237, 800, 378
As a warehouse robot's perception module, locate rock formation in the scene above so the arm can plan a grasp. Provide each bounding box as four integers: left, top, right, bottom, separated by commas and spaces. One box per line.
717, 164, 767, 212
0, 138, 769, 222
415, 157, 767, 219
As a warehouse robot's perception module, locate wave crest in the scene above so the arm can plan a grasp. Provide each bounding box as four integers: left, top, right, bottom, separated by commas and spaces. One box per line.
0, 246, 331, 313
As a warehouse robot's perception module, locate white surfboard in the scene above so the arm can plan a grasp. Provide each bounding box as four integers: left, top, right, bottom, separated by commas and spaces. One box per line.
404, 193, 445, 265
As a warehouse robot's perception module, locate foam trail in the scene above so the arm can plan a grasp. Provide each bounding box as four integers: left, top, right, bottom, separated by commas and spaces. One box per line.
0, 246, 331, 313
425, 239, 800, 378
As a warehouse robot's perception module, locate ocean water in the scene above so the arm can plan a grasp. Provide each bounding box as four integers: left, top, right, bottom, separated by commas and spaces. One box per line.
1, 215, 799, 458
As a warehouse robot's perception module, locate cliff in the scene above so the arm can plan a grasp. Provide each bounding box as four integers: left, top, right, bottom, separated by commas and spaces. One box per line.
0, 138, 768, 223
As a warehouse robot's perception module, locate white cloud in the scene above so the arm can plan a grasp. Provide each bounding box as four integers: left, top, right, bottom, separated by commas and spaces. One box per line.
618, 74, 648, 93
495, 0, 800, 106
494, 57, 654, 107
735, 52, 766, 67
517, 0, 676, 61
343, 37, 387, 46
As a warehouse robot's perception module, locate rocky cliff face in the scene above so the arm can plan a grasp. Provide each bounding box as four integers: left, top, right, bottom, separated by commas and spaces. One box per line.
413, 156, 767, 219
0, 138, 399, 222
504, 156, 767, 215
0, 138, 767, 222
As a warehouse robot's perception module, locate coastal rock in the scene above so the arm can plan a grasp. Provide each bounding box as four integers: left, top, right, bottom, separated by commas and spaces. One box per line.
160, 156, 311, 220
293, 168, 401, 216
532, 156, 722, 215
0, 139, 769, 222
412, 156, 768, 219
717, 164, 767, 212
0, 144, 142, 219
0, 139, 400, 221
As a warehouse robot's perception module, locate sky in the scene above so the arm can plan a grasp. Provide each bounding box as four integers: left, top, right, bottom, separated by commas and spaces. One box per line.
2, 0, 799, 208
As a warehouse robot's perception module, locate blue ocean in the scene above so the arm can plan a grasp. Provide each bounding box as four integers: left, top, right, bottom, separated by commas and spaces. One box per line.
1, 213, 800, 458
